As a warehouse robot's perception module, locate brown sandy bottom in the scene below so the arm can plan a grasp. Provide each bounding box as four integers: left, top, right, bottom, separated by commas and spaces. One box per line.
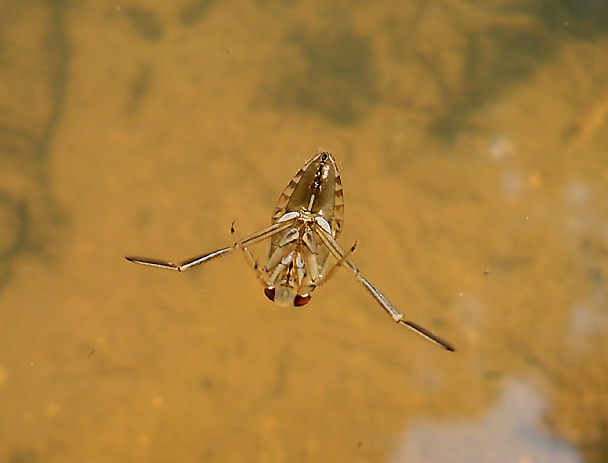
0, 1, 607, 462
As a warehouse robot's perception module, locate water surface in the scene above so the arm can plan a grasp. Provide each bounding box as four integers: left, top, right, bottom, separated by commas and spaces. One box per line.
1, 1, 607, 462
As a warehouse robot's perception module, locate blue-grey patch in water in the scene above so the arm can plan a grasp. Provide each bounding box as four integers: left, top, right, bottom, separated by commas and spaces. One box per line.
391, 380, 582, 463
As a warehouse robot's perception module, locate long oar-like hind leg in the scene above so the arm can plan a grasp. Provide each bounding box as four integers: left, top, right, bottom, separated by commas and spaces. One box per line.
314, 225, 455, 352
355, 276, 455, 351
125, 247, 233, 272
125, 220, 295, 273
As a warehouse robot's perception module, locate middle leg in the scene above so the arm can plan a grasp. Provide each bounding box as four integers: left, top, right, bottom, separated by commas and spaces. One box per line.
314, 241, 358, 288
231, 221, 267, 285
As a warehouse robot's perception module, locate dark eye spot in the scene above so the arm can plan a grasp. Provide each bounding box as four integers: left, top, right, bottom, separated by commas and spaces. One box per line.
321, 153, 328, 161
264, 287, 276, 301
294, 294, 311, 307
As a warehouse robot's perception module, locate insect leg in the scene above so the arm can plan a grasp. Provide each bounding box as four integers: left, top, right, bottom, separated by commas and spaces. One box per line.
355, 276, 455, 351
125, 220, 296, 273
126, 247, 233, 272
240, 220, 296, 246
314, 241, 357, 288
314, 226, 454, 351
231, 221, 268, 285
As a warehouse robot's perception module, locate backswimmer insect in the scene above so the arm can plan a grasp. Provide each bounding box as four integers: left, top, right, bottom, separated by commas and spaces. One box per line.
126, 152, 454, 351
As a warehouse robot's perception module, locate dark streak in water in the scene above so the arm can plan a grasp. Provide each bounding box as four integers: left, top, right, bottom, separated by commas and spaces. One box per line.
38, 0, 71, 163
179, 0, 218, 26
126, 64, 152, 114
0, 196, 29, 262
269, 16, 377, 125
0, 123, 39, 157
124, 6, 163, 41
8, 449, 37, 463
0, 0, 70, 292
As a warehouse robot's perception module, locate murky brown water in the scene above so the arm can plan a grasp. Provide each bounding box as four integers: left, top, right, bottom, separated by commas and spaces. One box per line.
1, 1, 608, 462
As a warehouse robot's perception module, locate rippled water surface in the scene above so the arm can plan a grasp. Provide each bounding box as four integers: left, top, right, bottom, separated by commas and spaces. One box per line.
1, 1, 607, 462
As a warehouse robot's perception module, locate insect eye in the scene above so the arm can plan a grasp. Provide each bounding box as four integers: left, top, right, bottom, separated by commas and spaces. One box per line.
264, 287, 276, 302
294, 294, 311, 307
